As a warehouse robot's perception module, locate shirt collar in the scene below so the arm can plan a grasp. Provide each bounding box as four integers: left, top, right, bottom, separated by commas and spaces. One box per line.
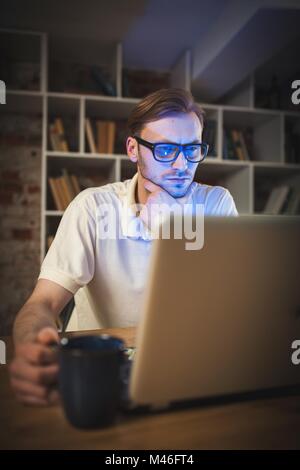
120, 173, 153, 241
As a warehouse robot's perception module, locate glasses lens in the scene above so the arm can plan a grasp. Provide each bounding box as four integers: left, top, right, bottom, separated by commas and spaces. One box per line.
184, 144, 201, 161
155, 144, 178, 161
185, 144, 208, 162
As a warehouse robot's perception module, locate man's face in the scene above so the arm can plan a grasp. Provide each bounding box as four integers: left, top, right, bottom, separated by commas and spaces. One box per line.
137, 112, 202, 198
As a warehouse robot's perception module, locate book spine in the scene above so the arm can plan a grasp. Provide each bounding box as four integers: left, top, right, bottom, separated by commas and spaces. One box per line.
48, 177, 63, 211
56, 177, 69, 210
55, 118, 69, 152
70, 174, 81, 195
107, 121, 116, 154
85, 118, 97, 153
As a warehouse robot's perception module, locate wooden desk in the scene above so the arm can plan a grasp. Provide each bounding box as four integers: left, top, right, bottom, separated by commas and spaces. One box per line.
1, 328, 300, 450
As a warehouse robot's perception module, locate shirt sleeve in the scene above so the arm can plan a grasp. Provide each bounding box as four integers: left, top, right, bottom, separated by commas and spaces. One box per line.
215, 188, 239, 216
38, 197, 96, 294
204, 186, 239, 216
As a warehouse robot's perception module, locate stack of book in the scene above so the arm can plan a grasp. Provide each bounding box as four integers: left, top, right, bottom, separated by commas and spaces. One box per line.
263, 185, 300, 215
285, 122, 300, 164
203, 120, 217, 156
223, 128, 253, 161
48, 168, 81, 211
85, 118, 116, 154
49, 61, 116, 96
49, 118, 69, 152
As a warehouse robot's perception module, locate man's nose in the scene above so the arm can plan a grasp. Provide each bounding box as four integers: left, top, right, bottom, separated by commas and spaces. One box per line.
172, 151, 188, 171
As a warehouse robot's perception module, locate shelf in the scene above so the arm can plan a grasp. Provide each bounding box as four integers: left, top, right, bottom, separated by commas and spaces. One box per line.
254, 165, 300, 214
45, 210, 64, 216
85, 97, 137, 120
47, 154, 116, 175
48, 37, 119, 96
223, 109, 283, 164
2, 28, 299, 258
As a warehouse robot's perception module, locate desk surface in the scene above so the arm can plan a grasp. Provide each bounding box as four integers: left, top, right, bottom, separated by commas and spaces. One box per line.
1, 327, 300, 450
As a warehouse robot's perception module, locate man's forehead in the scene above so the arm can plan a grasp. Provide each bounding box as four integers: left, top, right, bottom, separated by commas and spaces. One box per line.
141, 112, 202, 142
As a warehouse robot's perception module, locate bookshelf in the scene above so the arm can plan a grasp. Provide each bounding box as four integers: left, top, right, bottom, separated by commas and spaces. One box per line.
1, 28, 300, 263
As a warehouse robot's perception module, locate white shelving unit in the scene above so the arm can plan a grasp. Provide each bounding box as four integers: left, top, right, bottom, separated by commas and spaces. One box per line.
1, 28, 300, 263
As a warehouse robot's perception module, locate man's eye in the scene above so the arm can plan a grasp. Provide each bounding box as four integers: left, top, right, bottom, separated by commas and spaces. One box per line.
157, 145, 175, 155
162, 146, 174, 153
186, 145, 198, 151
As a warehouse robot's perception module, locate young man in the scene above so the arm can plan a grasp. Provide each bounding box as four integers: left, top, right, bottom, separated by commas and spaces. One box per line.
10, 88, 237, 405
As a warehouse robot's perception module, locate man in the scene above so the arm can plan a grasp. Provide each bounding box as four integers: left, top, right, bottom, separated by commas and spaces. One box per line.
10, 88, 238, 405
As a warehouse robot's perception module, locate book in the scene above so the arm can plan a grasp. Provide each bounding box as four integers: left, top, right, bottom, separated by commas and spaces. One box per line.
54, 118, 69, 152
49, 123, 61, 151
85, 118, 97, 153
222, 129, 228, 159
107, 121, 116, 154
239, 131, 250, 160
48, 171, 82, 211
56, 177, 69, 210
263, 186, 290, 214
231, 129, 245, 160
203, 120, 217, 157
70, 174, 81, 195
114, 120, 128, 155
48, 177, 64, 211
90, 66, 116, 96
62, 168, 76, 203
223, 129, 237, 160
284, 189, 300, 215
96, 120, 108, 153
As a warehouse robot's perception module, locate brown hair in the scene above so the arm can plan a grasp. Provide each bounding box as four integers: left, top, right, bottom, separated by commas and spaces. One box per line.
127, 88, 205, 137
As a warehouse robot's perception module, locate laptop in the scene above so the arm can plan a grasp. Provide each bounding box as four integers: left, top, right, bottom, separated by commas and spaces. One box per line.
121, 215, 300, 412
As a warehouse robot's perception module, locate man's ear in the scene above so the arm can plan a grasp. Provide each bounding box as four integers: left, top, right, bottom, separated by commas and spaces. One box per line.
126, 136, 138, 163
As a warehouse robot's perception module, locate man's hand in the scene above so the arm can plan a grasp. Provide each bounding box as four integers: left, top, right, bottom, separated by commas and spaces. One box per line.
140, 176, 197, 230
10, 327, 60, 406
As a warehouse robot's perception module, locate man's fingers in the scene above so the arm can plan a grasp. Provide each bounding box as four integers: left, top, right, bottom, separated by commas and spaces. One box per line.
36, 327, 59, 346
48, 387, 60, 405
10, 376, 48, 400
15, 392, 49, 407
16, 343, 57, 365
143, 179, 162, 193
10, 358, 58, 386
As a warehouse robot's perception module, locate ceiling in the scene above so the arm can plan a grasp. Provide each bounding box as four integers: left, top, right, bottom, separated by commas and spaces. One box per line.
1, 0, 300, 100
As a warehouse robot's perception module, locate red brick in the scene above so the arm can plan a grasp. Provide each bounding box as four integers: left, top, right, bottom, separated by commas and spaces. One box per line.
0, 191, 14, 205
1, 170, 20, 180
1, 181, 23, 193
11, 229, 33, 240
27, 184, 40, 194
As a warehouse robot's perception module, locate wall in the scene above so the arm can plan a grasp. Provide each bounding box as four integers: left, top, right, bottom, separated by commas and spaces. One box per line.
0, 114, 41, 335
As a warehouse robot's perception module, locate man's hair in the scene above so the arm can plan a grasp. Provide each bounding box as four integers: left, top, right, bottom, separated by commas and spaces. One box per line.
127, 88, 205, 137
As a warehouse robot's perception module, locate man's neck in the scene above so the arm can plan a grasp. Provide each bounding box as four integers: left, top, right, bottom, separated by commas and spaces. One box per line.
136, 173, 149, 206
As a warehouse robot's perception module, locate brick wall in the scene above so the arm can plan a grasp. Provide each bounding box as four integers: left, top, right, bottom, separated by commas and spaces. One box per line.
0, 114, 42, 335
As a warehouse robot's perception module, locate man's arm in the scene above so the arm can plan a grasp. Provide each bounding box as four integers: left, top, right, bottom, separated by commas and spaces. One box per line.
10, 279, 73, 406
13, 279, 73, 344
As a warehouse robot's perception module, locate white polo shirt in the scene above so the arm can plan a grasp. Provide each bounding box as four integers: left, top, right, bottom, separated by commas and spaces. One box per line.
38, 173, 238, 330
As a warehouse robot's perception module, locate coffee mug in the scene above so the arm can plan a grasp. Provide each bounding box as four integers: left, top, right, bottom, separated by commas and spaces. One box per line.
58, 334, 125, 429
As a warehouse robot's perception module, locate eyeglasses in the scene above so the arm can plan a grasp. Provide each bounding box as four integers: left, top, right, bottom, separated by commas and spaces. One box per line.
133, 136, 209, 163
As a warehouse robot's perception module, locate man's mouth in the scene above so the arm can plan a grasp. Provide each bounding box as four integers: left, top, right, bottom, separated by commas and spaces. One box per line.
166, 177, 190, 182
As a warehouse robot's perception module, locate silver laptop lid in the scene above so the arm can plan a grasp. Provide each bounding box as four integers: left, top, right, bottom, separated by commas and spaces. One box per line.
129, 216, 300, 408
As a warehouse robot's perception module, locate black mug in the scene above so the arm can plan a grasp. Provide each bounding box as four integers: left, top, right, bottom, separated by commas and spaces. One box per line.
58, 334, 125, 429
